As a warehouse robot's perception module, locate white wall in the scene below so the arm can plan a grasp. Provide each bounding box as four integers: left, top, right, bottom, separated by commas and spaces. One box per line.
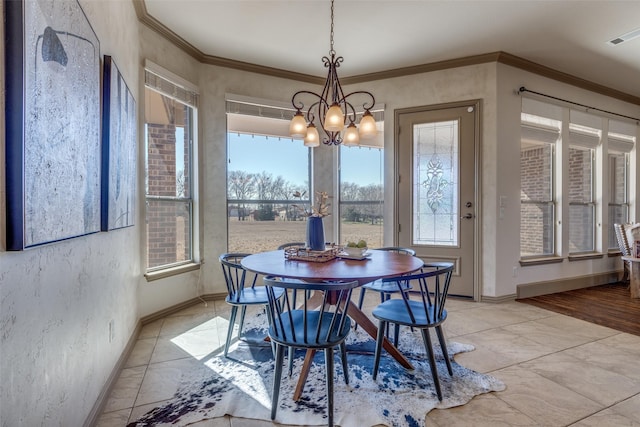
0, 1, 140, 426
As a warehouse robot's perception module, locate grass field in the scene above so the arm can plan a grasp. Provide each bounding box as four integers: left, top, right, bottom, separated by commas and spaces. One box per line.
228, 218, 383, 253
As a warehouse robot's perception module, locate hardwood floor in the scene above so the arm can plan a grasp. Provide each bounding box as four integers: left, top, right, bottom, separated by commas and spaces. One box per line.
518, 283, 640, 336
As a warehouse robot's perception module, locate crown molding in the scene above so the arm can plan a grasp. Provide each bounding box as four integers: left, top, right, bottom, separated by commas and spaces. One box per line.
134, 1, 640, 106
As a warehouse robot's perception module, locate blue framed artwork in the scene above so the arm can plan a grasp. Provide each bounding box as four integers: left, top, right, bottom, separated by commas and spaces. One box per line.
4, 0, 101, 250
101, 55, 137, 231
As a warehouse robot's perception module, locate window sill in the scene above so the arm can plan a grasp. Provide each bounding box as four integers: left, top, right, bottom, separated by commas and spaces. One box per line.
568, 253, 604, 261
144, 262, 201, 282
519, 256, 564, 267
608, 250, 622, 257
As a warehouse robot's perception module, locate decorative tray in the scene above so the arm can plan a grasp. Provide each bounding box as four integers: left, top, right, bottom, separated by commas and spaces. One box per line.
284, 246, 341, 263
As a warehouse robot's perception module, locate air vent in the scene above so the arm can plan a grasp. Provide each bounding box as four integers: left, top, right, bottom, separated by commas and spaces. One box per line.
608, 27, 640, 46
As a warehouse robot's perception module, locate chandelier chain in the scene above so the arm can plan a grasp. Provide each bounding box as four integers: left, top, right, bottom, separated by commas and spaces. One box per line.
329, 0, 335, 56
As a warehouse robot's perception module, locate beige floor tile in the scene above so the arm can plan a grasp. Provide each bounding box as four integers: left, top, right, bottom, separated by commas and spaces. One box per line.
534, 314, 619, 341
494, 366, 604, 425
427, 393, 538, 426
135, 357, 208, 406
124, 337, 156, 368
455, 327, 557, 366
502, 319, 609, 351
597, 333, 640, 356
94, 408, 131, 427
158, 311, 224, 338
570, 410, 640, 426
103, 365, 147, 413
520, 352, 640, 406
150, 326, 224, 363
139, 319, 164, 339
563, 339, 640, 381
609, 394, 640, 422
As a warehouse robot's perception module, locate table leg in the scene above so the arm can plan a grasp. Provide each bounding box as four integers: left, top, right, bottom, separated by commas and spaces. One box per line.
345, 301, 414, 370
293, 349, 317, 401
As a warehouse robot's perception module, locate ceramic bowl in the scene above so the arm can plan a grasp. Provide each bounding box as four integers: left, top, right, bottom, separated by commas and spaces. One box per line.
343, 246, 368, 257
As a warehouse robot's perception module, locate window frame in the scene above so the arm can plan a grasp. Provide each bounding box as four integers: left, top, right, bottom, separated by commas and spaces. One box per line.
143, 62, 199, 276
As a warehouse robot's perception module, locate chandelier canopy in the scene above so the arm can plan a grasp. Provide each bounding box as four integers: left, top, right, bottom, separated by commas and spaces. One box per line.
289, 0, 377, 147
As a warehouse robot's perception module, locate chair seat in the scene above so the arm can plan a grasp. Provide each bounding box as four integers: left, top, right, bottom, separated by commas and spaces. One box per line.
372, 299, 447, 328
362, 279, 412, 293
269, 310, 352, 348
226, 286, 285, 306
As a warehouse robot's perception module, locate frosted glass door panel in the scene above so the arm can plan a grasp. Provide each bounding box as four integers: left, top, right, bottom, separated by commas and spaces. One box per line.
412, 120, 459, 246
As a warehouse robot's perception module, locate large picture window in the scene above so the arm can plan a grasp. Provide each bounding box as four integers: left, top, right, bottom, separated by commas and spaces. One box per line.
339, 145, 384, 248
226, 96, 310, 253
144, 64, 198, 271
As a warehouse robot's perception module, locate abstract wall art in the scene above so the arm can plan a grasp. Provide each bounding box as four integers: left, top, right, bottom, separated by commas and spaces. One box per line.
4, 0, 101, 250
101, 55, 137, 231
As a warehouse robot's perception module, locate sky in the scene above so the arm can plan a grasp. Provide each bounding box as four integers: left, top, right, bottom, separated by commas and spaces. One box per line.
227, 133, 383, 187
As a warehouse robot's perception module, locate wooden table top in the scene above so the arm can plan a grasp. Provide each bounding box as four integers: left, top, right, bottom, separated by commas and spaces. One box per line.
241, 249, 424, 284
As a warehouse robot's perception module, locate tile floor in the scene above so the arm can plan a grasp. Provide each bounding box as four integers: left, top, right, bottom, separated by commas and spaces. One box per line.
96, 294, 640, 427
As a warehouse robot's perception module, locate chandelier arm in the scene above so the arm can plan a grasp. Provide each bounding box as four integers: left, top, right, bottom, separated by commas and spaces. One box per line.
342, 90, 376, 112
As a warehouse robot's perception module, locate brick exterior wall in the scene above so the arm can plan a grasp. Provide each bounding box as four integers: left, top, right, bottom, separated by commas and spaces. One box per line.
520, 146, 553, 255
146, 117, 191, 268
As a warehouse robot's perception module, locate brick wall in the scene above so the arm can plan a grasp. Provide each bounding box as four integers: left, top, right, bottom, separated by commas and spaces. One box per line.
146, 118, 191, 268
520, 146, 553, 255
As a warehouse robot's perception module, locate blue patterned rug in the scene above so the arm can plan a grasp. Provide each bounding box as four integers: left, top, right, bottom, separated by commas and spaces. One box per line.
128, 311, 505, 427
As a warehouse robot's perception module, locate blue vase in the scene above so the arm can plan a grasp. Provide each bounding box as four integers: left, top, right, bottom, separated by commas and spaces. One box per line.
306, 216, 325, 251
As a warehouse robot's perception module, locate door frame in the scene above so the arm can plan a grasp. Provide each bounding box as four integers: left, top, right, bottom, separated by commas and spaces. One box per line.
393, 100, 482, 301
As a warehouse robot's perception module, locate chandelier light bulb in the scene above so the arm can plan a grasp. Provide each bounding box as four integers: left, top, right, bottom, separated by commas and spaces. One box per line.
343, 123, 360, 146
324, 103, 345, 132
358, 110, 377, 139
289, 111, 308, 138
304, 123, 320, 147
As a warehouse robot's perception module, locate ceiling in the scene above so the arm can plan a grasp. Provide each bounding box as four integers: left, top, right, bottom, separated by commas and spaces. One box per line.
142, 0, 640, 101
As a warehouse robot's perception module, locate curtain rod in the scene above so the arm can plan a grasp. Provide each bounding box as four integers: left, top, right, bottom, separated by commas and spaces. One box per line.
517, 86, 640, 124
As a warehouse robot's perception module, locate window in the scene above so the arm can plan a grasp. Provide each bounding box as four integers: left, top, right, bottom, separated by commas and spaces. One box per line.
520, 98, 637, 260
144, 63, 198, 271
607, 120, 636, 250
226, 96, 310, 253
568, 119, 599, 254
520, 99, 561, 258
339, 145, 384, 248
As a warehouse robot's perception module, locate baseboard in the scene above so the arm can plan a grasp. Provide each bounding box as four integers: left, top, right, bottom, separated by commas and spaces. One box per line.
480, 294, 517, 303
516, 271, 620, 299
83, 320, 142, 427
139, 292, 227, 325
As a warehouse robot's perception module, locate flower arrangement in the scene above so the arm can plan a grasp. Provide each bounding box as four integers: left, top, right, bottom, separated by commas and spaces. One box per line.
293, 190, 331, 217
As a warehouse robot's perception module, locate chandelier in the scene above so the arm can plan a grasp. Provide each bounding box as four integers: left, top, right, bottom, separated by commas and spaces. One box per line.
289, 0, 377, 147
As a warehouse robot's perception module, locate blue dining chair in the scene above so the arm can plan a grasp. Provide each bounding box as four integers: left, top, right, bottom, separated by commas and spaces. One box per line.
371, 262, 455, 401
219, 253, 285, 357
356, 247, 418, 344
263, 275, 359, 427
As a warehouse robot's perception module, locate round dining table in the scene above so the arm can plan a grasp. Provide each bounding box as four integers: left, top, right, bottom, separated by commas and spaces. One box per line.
241, 248, 424, 400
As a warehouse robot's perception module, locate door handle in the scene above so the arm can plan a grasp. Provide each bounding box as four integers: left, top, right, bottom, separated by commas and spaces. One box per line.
461, 213, 474, 219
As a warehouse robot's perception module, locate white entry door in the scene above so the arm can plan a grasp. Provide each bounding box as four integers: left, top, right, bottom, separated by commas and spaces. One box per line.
396, 102, 479, 299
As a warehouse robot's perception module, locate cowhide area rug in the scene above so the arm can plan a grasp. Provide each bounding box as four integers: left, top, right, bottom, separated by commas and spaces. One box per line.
128, 311, 505, 427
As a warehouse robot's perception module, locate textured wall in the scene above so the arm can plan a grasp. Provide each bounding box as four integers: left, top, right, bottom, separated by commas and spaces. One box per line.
0, 1, 140, 425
